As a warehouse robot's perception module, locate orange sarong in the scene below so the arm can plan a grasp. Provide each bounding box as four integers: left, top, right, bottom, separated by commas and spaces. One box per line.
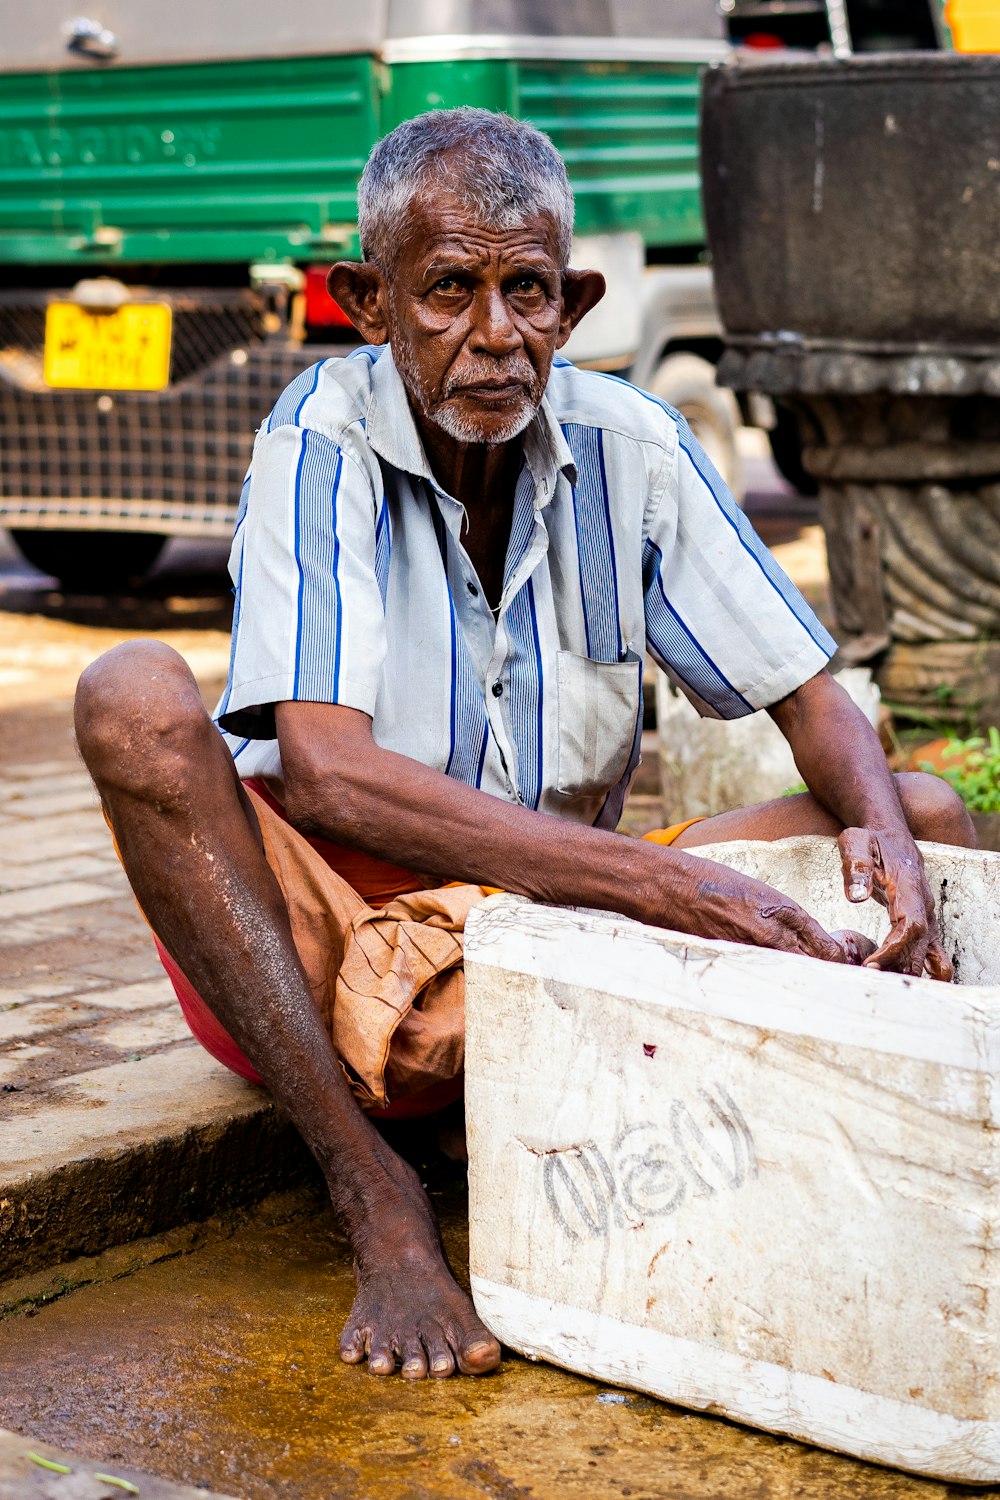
153, 783, 701, 1119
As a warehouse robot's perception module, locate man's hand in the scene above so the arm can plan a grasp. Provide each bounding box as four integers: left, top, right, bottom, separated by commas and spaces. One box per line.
769, 672, 956, 984
683, 858, 859, 966
838, 826, 952, 980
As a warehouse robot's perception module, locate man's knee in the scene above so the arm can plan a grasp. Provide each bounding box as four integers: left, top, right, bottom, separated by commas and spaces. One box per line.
75, 640, 211, 789
894, 771, 978, 848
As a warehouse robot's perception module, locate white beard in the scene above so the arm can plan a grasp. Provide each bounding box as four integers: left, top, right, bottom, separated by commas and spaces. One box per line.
429, 397, 537, 446
393, 338, 541, 446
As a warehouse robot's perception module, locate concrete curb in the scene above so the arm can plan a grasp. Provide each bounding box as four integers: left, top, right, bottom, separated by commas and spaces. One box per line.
0, 1426, 238, 1498
0, 1048, 312, 1283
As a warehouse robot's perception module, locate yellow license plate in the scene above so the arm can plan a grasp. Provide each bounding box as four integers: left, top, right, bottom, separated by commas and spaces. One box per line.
43, 301, 172, 391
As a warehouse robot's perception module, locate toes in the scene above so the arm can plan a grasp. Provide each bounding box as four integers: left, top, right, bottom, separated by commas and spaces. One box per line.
424, 1324, 456, 1379
368, 1339, 396, 1377
453, 1328, 502, 1376
338, 1325, 366, 1365
340, 1277, 500, 1380
400, 1337, 429, 1381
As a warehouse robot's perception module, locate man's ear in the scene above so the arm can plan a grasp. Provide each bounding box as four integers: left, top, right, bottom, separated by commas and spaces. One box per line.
327, 262, 390, 344
555, 269, 606, 348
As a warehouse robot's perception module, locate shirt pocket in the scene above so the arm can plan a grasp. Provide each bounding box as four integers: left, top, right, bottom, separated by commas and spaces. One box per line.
555, 649, 642, 798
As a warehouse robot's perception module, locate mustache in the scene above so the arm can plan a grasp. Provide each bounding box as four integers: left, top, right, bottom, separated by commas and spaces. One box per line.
443, 357, 536, 397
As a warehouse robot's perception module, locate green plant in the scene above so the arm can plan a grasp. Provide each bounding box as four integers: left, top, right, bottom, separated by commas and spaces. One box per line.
881, 699, 976, 736
919, 727, 1000, 814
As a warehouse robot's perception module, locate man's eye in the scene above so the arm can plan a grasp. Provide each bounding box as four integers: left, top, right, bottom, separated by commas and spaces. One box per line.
433, 276, 462, 293
510, 276, 543, 294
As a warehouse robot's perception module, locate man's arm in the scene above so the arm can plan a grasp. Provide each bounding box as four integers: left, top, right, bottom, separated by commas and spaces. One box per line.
768, 669, 951, 979
275, 699, 849, 963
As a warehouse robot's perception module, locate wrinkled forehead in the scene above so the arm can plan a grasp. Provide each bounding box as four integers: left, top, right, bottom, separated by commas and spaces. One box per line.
394, 186, 563, 274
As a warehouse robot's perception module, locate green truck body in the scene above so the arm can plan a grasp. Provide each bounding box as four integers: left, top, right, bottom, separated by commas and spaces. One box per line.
0, 53, 706, 267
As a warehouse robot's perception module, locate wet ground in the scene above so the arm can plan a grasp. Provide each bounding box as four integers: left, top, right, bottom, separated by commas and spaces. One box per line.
0, 1163, 990, 1500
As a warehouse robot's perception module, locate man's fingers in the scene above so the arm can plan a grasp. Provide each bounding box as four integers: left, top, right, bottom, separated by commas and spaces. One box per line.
864, 917, 925, 977
864, 937, 907, 973
839, 827, 877, 903
829, 929, 878, 966
772, 903, 844, 963
923, 938, 954, 983
730, 834, 949, 981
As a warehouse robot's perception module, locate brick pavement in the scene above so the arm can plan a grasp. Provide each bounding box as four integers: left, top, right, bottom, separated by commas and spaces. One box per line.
0, 756, 181, 1085
0, 749, 300, 1285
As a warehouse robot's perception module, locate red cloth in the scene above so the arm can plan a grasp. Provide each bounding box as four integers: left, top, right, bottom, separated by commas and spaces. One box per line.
244, 778, 426, 908
155, 778, 463, 1121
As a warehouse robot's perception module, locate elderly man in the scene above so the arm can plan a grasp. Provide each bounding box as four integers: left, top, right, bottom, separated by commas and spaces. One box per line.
76, 108, 973, 1383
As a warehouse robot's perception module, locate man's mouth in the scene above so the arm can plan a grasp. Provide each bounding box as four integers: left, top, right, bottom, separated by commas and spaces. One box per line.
443, 360, 535, 405
449, 382, 530, 407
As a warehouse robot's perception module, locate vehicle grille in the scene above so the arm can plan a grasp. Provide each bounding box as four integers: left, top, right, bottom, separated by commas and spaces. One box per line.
0, 289, 266, 391
0, 342, 345, 537
0, 304, 45, 367
170, 298, 266, 384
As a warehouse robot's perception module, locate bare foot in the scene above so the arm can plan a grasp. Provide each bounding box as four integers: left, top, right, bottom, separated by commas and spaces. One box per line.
340, 1255, 501, 1380
337, 1151, 500, 1380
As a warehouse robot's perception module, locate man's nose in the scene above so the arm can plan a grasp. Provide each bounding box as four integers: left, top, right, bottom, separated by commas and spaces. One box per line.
469, 287, 521, 355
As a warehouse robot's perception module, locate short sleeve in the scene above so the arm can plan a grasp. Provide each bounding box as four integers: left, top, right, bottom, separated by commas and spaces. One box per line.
643, 409, 835, 720
216, 423, 387, 739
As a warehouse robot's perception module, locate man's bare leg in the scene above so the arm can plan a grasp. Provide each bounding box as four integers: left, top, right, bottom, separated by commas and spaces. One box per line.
673, 772, 978, 850
74, 640, 500, 1381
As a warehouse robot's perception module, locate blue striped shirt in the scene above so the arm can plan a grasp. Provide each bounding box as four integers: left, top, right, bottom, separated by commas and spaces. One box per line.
216, 346, 834, 830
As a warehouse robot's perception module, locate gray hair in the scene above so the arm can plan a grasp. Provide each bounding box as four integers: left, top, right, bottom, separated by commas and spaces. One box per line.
357, 107, 575, 270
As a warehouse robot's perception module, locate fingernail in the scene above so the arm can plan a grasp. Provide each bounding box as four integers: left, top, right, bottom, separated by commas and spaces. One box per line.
849, 883, 867, 900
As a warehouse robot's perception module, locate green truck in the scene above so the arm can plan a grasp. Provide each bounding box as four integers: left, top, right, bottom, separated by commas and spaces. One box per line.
0, 0, 949, 589
0, 1, 739, 589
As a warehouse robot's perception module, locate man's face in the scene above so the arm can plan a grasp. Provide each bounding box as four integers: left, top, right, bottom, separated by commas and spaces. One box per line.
385, 191, 565, 446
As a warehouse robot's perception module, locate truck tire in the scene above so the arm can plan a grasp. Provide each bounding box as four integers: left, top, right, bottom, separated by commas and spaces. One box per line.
10, 529, 167, 591
647, 353, 745, 504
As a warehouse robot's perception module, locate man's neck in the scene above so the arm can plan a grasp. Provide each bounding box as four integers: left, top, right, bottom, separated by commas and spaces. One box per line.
412, 409, 525, 612
415, 411, 524, 513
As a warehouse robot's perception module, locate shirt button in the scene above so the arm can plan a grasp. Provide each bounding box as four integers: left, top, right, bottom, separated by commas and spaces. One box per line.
466, 580, 479, 597
492, 681, 504, 697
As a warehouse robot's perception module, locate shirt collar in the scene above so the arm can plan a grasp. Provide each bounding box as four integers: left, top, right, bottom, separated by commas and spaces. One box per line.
365, 344, 578, 501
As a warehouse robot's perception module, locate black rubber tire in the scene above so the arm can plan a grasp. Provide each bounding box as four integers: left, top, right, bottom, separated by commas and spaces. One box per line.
10, 529, 168, 591
768, 405, 818, 497
648, 352, 745, 503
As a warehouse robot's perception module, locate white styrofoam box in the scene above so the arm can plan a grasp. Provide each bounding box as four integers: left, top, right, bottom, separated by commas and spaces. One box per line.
464, 836, 1000, 1483
656, 667, 882, 824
